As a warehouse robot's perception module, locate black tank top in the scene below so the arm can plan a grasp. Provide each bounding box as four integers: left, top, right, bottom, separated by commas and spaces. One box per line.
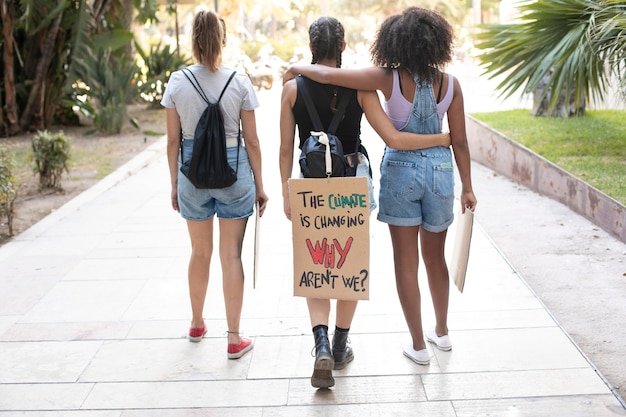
292, 77, 362, 154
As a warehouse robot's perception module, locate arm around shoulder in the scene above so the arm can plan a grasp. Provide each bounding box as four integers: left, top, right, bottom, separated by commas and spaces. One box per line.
359, 91, 451, 150
286, 65, 388, 92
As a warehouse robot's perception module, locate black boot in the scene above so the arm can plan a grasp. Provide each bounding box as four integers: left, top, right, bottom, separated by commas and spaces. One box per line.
311, 325, 334, 388
332, 327, 354, 370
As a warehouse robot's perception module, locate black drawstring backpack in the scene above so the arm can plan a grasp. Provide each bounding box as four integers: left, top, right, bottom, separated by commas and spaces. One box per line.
180, 69, 240, 189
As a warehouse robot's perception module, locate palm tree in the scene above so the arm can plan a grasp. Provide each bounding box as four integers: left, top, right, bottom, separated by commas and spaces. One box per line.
475, 0, 626, 117
0, 0, 160, 137
1, 0, 71, 134
18, 1, 67, 131
594, 0, 626, 97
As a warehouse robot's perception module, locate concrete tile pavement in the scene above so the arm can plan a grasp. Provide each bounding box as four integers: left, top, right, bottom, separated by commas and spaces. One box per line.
1, 85, 625, 415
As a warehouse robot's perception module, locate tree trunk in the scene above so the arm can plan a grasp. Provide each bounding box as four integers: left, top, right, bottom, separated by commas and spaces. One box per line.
532, 69, 586, 117
121, 0, 133, 58
1, 0, 20, 136
19, 10, 63, 131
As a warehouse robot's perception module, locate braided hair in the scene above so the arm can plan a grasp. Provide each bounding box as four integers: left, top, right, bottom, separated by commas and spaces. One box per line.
308, 17, 344, 69
308, 17, 346, 111
370, 7, 454, 81
191, 10, 225, 72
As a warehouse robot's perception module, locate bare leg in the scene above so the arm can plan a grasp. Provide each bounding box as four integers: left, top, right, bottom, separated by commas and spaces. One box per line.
389, 224, 425, 351
307, 298, 331, 327
420, 228, 449, 336
306, 298, 357, 328
335, 300, 358, 329
186, 218, 214, 329
219, 217, 248, 345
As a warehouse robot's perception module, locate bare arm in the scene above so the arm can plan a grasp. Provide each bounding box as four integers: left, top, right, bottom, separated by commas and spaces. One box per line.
240, 109, 268, 216
447, 77, 477, 213
279, 79, 298, 220
284, 65, 393, 98
165, 108, 181, 212
358, 91, 450, 150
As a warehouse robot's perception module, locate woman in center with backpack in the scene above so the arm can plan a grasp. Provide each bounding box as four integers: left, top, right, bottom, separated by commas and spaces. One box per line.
279, 16, 451, 389
162, 10, 268, 360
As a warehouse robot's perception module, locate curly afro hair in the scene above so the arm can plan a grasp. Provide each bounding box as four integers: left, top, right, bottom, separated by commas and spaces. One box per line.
370, 7, 454, 81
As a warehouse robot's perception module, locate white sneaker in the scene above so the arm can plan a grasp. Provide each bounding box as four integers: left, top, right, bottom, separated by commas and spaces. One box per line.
426, 328, 452, 351
403, 344, 430, 365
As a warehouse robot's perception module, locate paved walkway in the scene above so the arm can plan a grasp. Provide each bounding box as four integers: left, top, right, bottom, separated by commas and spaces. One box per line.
1, 85, 625, 416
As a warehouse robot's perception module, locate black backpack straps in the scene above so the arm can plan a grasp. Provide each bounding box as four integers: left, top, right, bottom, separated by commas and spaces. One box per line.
218, 71, 240, 174
182, 68, 209, 104
296, 76, 352, 135
296, 76, 324, 132
218, 71, 237, 102
182, 68, 237, 104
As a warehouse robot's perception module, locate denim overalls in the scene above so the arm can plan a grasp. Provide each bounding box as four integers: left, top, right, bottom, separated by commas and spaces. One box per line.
376, 76, 455, 232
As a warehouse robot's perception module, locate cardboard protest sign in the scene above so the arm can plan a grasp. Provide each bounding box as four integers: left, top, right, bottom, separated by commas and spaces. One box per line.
450, 208, 474, 293
253, 201, 260, 289
288, 177, 370, 300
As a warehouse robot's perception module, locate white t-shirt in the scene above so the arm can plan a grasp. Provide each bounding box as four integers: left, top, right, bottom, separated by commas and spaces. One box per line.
161, 64, 259, 141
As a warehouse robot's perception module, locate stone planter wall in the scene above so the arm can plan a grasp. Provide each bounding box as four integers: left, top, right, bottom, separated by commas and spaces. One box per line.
466, 115, 625, 243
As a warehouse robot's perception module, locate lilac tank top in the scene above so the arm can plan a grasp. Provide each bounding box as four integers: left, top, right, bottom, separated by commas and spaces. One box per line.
383, 69, 453, 130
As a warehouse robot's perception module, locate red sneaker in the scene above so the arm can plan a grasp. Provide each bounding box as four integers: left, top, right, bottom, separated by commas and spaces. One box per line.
188, 323, 207, 343
227, 337, 253, 359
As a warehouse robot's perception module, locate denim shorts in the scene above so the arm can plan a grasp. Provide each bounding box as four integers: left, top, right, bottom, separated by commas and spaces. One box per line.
298, 151, 377, 212
178, 140, 255, 221
377, 147, 454, 232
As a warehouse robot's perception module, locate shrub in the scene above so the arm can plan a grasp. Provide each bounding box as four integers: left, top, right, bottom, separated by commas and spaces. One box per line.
0, 145, 18, 236
135, 41, 191, 108
240, 41, 264, 61
270, 37, 302, 63
32, 130, 72, 190
71, 49, 140, 134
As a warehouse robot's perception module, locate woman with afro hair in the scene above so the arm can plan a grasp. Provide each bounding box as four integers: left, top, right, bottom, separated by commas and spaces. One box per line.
284, 7, 477, 366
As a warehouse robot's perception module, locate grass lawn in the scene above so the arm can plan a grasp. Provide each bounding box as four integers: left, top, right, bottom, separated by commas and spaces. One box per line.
470, 109, 626, 206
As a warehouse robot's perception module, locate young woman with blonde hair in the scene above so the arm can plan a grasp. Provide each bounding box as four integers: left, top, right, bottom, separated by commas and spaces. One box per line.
162, 10, 268, 359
